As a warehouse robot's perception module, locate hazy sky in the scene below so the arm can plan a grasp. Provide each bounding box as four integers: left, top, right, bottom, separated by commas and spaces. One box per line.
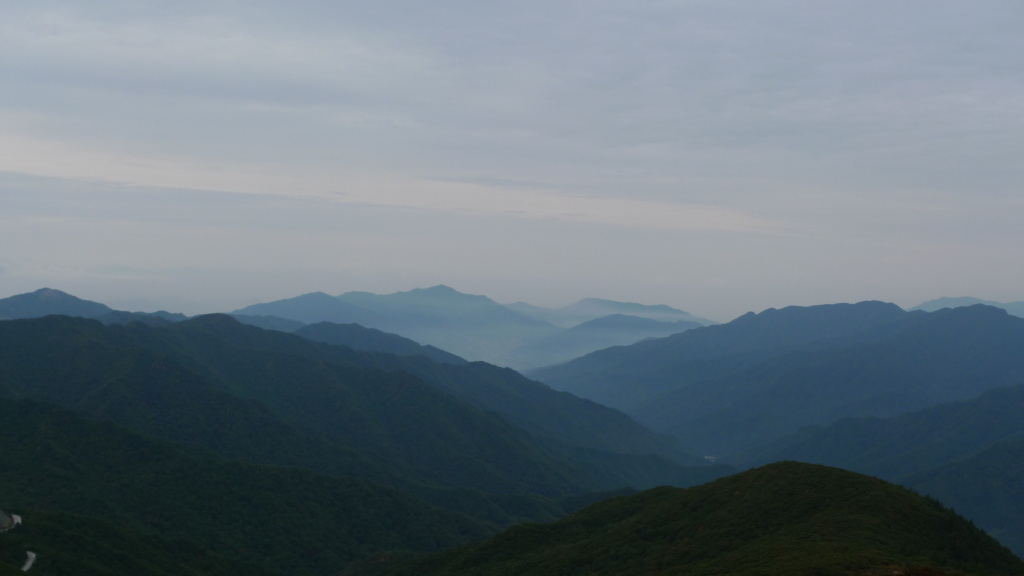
2, 1, 1022, 321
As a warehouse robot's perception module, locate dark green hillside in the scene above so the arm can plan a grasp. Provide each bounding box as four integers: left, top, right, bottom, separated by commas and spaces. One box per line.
134, 314, 710, 481
263, 318, 697, 464
905, 440, 1024, 556
0, 509, 266, 576
738, 385, 1024, 557
0, 398, 491, 575
0, 316, 392, 483
388, 462, 1024, 576
0, 315, 581, 495
0, 315, 718, 511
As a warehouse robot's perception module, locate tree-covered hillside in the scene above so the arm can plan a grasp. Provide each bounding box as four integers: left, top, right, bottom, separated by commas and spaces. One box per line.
388, 462, 1024, 576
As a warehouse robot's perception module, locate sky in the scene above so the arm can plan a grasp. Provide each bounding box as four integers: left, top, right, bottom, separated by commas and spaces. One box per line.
2, 1, 1023, 322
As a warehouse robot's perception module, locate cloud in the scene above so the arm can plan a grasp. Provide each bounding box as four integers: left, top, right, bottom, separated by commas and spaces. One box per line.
1, 1, 1022, 317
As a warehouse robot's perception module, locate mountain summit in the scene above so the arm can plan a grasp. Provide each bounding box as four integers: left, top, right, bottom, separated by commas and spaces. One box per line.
0, 287, 113, 320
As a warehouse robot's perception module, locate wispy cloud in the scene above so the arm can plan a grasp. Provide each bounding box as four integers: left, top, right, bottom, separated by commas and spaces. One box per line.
2, 1, 1022, 317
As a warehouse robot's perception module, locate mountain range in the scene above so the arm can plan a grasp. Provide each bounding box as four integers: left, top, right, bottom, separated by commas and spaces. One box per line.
4, 286, 1024, 572
0, 286, 711, 369
530, 302, 1024, 458
912, 296, 1024, 318
232, 285, 709, 367
0, 306, 725, 573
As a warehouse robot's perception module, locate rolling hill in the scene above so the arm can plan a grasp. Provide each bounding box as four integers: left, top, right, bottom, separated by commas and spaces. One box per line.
386, 461, 1024, 576
737, 384, 1024, 556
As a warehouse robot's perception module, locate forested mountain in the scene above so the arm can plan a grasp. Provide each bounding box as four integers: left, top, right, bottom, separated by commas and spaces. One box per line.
6, 287, 1024, 573
740, 384, 1024, 479
0, 508, 266, 576
0, 398, 488, 575
905, 440, 1024, 556
295, 321, 468, 364
530, 300, 910, 413
0, 315, 715, 494
531, 303, 1024, 459
737, 384, 1024, 556
0, 313, 728, 573
386, 462, 1024, 576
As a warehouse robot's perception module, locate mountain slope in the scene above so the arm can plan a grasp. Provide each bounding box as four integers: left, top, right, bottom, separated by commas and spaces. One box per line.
163, 313, 700, 468
294, 321, 467, 364
532, 304, 1024, 458
0, 398, 491, 575
736, 385, 1024, 557
231, 291, 382, 325
904, 440, 1024, 556
0, 315, 393, 483
0, 509, 267, 576
529, 300, 911, 413
739, 384, 1024, 479
387, 462, 1024, 576
0, 314, 719, 499
0, 315, 581, 496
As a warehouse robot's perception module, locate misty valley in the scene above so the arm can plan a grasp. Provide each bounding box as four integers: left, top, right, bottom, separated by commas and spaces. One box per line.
2, 286, 1024, 575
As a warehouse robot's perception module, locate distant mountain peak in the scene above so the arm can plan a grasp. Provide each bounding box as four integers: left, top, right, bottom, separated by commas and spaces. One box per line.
557, 297, 714, 326
912, 296, 997, 310
418, 284, 458, 294
33, 287, 73, 299
407, 285, 490, 302
0, 287, 113, 320
911, 296, 1024, 320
